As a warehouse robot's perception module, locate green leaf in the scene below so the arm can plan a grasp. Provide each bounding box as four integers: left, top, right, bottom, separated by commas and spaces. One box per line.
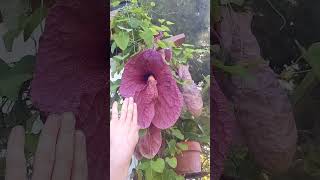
182, 43, 194, 48
165, 157, 177, 168
157, 40, 167, 49
2, 14, 29, 51
25, 112, 39, 133
160, 25, 170, 32
138, 161, 150, 170
145, 166, 156, 180
213, 60, 252, 78
25, 133, 40, 154
113, 31, 129, 51
167, 139, 177, 156
163, 32, 170, 37
110, 79, 120, 93
117, 25, 133, 32
139, 129, 147, 137
184, 132, 210, 143
0, 73, 32, 99
0, 55, 35, 99
150, 158, 165, 173
111, 0, 120, 6
139, 29, 154, 48
166, 21, 175, 25
177, 143, 188, 151
306, 42, 320, 80
0, 58, 10, 76
12, 55, 36, 74
170, 128, 184, 140
162, 169, 180, 180
112, 53, 130, 62
128, 18, 141, 28
293, 72, 319, 105
158, 19, 165, 24
176, 176, 185, 180
4, 97, 31, 127
140, 20, 151, 31
111, 42, 117, 53
3, 29, 21, 51
23, 7, 48, 41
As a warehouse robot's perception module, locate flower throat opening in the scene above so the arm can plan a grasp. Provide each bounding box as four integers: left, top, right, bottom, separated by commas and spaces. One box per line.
144, 72, 155, 82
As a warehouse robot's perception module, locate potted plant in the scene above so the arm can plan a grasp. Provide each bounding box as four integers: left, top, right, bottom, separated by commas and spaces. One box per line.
175, 140, 202, 175
174, 107, 210, 176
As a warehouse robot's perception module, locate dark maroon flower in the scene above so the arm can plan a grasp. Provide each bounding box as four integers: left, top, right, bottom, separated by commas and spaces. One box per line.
120, 49, 183, 130
30, 0, 108, 179
120, 49, 183, 159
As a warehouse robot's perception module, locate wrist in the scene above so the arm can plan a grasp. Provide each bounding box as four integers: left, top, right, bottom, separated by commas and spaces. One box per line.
110, 159, 129, 180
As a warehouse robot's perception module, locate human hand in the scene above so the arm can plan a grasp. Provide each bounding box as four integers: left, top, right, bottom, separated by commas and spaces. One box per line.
5, 112, 87, 180
110, 97, 140, 180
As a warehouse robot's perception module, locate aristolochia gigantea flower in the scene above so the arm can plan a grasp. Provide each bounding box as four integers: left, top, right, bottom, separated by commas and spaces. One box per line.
120, 49, 183, 129
120, 49, 183, 158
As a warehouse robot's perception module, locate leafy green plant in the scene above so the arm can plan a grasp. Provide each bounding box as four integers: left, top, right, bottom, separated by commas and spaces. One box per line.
110, 0, 208, 97
0, 56, 36, 100
2, 7, 47, 51
0, 2, 47, 178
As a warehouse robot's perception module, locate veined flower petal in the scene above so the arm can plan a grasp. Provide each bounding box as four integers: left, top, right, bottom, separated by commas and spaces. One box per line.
138, 125, 162, 159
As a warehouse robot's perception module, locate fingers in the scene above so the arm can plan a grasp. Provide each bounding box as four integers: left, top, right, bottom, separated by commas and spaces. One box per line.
132, 103, 139, 131
119, 98, 129, 122
111, 101, 118, 122
5, 126, 27, 180
115, 98, 137, 126
51, 112, 76, 180
32, 114, 61, 180
71, 130, 88, 180
125, 97, 134, 125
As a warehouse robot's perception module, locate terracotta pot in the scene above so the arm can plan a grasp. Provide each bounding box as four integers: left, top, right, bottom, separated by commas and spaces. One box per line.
175, 141, 202, 175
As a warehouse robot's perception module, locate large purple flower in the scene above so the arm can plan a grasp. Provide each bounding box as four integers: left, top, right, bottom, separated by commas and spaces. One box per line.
30, 0, 108, 179
120, 49, 183, 130
120, 49, 183, 159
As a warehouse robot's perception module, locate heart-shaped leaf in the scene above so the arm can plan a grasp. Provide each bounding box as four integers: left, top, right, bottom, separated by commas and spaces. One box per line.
165, 157, 177, 168
113, 31, 129, 50
23, 7, 48, 41
0, 55, 35, 99
139, 29, 153, 48
150, 158, 165, 173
